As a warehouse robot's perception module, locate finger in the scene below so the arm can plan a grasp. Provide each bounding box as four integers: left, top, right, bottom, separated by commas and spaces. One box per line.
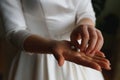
93, 29, 104, 52
77, 52, 109, 71
86, 27, 97, 54
54, 52, 65, 66
70, 32, 81, 48
68, 54, 102, 71
58, 55, 65, 66
80, 25, 89, 52
79, 57, 102, 71
66, 41, 78, 51
95, 51, 106, 57
93, 58, 111, 70
83, 51, 110, 66
93, 56, 110, 65
71, 40, 80, 49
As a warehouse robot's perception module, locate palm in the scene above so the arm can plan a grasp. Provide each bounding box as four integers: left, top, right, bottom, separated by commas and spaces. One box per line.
52, 40, 110, 71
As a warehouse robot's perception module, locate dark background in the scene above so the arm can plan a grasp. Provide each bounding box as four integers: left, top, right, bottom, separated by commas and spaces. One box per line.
92, 0, 120, 80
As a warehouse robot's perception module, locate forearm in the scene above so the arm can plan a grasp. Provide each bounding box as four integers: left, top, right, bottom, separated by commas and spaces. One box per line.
23, 34, 54, 53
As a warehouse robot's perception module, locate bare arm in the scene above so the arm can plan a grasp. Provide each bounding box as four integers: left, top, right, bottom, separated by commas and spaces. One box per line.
23, 34, 110, 71
23, 34, 54, 53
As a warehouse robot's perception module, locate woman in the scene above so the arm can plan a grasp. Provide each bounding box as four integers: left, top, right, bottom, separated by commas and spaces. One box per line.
0, 0, 110, 80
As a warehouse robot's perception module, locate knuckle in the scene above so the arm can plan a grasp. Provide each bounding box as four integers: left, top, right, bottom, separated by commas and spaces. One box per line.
92, 34, 97, 40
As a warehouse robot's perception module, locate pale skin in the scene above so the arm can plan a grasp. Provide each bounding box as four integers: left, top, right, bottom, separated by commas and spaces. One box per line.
23, 18, 111, 71
71, 18, 104, 56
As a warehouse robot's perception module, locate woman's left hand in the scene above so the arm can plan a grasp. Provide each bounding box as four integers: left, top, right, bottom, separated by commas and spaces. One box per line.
70, 24, 104, 56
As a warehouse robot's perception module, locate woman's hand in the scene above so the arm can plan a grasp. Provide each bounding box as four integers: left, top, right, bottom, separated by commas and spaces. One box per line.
52, 40, 110, 71
70, 24, 104, 56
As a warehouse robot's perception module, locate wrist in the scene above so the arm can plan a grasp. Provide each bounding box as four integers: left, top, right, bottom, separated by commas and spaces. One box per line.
78, 24, 95, 28
77, 18, 95, 27
23, 34, 57, 53
47, 40, 58, 53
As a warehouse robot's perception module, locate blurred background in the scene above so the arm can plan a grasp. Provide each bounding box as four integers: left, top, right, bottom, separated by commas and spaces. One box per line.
0, 0, 120, 80
92, 0, 120, 80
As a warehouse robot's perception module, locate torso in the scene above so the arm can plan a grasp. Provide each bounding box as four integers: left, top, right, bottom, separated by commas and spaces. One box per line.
21, 0, 79, 39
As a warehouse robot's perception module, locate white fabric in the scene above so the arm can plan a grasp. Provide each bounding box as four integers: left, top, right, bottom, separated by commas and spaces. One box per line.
0, 0, 104, 80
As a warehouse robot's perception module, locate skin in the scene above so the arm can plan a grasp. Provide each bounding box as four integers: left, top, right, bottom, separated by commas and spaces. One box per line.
51, 40, 110, 71
23, 18, 111, 71
71, 18, 104, 56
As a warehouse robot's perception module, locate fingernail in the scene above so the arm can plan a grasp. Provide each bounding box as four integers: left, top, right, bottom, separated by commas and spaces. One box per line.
98, 51, 106, 57
107, 66, 111, 70
98, 67, 102, 71
95, 67, 102, 71
103, 54, 106, 57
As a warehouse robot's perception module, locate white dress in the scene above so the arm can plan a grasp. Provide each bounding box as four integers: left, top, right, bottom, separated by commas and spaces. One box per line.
0, 0, 104, 80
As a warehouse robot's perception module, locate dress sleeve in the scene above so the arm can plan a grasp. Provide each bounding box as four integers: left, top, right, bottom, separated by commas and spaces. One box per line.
76, 0, 96, 26
0, 0, 32, 50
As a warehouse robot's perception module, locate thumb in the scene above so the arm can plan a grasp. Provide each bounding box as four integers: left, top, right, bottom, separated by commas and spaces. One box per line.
70, 34, 81, 49
58, 54, 65, 66
54, 53, 65, 66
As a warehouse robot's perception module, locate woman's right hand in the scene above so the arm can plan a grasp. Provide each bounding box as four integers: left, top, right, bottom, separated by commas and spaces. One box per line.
51, 40, 111, 71
23, 35, 110, 71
